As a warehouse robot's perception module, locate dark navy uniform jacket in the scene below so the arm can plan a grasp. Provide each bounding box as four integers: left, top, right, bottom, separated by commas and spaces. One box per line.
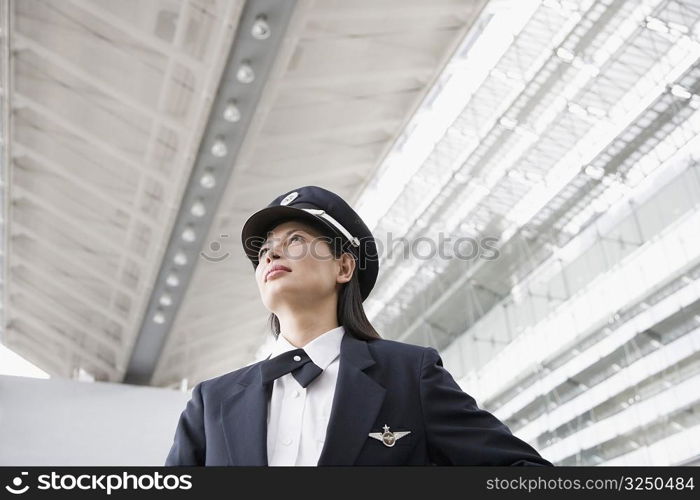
164, 333, 553, 466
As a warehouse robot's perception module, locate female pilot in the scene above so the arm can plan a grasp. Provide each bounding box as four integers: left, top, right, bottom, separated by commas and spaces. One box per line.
165, 185, 553, 467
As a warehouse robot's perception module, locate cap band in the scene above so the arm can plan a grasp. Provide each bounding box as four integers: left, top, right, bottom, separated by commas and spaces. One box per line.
301, 208, 360, 247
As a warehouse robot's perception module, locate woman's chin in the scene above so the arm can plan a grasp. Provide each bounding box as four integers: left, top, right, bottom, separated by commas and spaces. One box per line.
264, 285, 301, 302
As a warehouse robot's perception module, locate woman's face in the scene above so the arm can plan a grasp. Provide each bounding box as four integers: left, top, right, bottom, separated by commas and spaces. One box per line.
254, 219, 354, 312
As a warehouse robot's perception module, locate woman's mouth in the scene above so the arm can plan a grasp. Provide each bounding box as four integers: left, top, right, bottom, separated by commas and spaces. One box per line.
266, 266, 291, 281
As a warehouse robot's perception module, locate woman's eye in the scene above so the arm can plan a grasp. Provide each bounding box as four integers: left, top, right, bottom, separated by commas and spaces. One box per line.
258, 234, 302, 258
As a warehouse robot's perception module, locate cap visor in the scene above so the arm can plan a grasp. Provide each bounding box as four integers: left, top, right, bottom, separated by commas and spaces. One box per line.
241, 205, 344, 263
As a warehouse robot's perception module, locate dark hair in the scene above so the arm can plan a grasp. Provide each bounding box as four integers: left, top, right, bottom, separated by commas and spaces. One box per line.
263, 217, 381, 342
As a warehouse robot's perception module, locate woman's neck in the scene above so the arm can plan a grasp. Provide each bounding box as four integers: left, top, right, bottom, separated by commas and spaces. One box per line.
275, 305, 339, 348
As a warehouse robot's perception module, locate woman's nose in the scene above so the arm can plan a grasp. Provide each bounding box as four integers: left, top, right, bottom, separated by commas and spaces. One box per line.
265, 242, 282, 262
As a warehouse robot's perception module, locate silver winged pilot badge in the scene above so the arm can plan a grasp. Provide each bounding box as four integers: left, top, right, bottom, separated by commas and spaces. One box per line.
368, 424, 411, 447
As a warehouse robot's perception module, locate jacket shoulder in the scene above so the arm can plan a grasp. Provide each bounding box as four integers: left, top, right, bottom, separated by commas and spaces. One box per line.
365, 337, 429, 362
194, 359, 265, 395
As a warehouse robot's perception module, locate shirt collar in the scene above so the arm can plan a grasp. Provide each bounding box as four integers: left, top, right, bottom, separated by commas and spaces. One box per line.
270, 325, 345, 370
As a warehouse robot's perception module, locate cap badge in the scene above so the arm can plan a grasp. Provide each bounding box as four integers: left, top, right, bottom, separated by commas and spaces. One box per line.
280, 192, 299, 206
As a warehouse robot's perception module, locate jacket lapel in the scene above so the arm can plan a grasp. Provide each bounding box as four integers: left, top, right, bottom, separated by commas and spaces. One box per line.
220, 364, 269, 466
317, 334, 386, 465
219, 334, 386, 466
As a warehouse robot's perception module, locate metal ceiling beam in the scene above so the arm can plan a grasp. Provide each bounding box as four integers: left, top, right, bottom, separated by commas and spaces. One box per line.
9, 267, 124, 354
174, 287, 257, 312
12, 144, 157, 230
12, 93, 172, 186
165, 316, 266, 357
279, 69, 434, 88
305, 3, 478, 21
165, 303, 260, 332
154, 329, 260, 382
7, 308, 119, 377
11, 184, 148, 265
180, 340, 266, 379
11, 221, 139, 300
13, 34, 190, 137
67, 0, 207, 73
0, 0, 11, 346
10, 249, 130, 337
123, 0, 298, 386
259, 119, 401, 144
161, 331, 258, 368
5, 330, 70, 376
232, 164, 368, 195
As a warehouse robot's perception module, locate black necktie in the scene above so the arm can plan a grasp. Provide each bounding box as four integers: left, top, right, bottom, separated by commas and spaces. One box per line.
261, 348, 323, 388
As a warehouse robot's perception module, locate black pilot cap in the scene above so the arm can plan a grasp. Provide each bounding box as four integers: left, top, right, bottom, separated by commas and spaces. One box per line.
241, 185, 379, 301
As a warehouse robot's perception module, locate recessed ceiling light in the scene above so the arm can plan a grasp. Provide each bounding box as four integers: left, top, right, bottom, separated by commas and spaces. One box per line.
251, 15, 271, 40
200, 170, 216, 189
190, 200, 206, 218
237, 61, 255, 83
173, 251, 188, 266
223, 100, 241, 122
211, 137, 228, 157
181, 226, 196, 243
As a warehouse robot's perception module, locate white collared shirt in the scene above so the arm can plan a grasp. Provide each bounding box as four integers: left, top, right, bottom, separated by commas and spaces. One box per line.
266, 325, 344, 466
